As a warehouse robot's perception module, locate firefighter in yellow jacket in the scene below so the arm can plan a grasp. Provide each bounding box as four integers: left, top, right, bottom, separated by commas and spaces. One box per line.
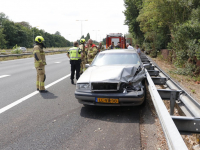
98, 42, 105, 52
33, 36, 48, 93
79, 38, 86, 74
87, 39, 98, 64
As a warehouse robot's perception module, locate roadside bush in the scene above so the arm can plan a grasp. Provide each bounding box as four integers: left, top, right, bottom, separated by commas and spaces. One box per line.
0, 50, 6, 53
173, 62, 200, 76
11, 44, 22, 54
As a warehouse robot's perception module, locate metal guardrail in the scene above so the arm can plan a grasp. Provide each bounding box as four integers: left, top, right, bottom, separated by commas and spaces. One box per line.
142, 53, 200, 149
0, 50, 67, 58
148, 57, 200, 118
146, 69, 188, 150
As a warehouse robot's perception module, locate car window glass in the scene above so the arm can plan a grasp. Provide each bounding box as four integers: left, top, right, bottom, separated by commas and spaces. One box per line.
92, 53, 140, 66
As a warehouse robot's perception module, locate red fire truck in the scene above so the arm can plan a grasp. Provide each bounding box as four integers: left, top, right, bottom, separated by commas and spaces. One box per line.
106, 33, 126, 49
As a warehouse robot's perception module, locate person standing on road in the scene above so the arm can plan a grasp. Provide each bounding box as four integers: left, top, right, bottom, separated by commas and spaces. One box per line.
33, 36, 48, 93
79, 38, 86, 74
136, 44, 141, 56
98, 42, 105, 52
115, 42, 121, 49
67, 41, 82, 84
87, 39, 98, 64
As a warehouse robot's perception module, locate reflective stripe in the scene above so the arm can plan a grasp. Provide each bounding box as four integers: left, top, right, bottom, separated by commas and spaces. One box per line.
35, 63, 40, 67
36, 81, 39, 85
39, 82, 45, 86
33, 50, 40, 54
35, 60, 42, 67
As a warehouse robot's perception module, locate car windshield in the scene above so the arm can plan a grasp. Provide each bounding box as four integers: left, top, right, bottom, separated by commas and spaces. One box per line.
92, 53, 140, 66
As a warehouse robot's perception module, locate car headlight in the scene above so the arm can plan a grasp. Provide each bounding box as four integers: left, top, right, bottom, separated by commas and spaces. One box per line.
76, 83, 90, 90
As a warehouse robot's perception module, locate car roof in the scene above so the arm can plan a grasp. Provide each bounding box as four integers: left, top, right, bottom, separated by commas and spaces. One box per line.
100, 49, 137, 54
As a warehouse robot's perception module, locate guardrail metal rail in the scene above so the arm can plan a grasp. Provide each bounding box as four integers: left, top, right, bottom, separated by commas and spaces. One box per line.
0, 50, 67, 58
141, 52, 200, 150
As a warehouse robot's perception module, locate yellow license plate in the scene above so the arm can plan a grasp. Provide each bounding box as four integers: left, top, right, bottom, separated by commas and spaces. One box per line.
96, 98, 119, 103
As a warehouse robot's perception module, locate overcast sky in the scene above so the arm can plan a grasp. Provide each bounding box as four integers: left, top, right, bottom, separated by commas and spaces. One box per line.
1, 0, 128, 42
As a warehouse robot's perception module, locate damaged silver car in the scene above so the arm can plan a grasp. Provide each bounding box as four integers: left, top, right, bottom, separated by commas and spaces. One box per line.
75, 49, 146, 106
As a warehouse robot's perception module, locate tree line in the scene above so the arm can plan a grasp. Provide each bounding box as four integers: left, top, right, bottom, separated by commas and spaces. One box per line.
123, 0, 200, 75
0, 12, 71, 49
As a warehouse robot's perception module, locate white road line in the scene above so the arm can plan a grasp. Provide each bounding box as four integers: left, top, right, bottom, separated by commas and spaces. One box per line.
0, 75, 10, 79
0, 74, 71, 114
54, 62, 61, 63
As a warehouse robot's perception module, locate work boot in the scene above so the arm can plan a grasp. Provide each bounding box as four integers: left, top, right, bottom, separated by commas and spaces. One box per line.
37, 88, 39, 91
71, 80, 74, 84
39, 90, 48, 93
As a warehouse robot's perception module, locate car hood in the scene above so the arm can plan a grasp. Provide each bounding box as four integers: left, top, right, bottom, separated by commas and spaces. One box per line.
78, 64, 145, 83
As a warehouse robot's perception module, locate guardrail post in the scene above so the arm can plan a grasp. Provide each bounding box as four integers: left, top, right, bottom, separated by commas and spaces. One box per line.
170, 91, 177, 115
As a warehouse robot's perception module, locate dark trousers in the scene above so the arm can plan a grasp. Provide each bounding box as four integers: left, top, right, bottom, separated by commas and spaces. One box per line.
70, 60, 81, 80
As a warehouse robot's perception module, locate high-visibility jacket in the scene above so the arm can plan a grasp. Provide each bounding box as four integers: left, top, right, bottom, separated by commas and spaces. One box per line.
68, 47, 81, 60
98, 46, 105, 52
79, 44, 87, 63
115, 45, 121, 49
33, 45, 46, 68
108, 45, 115, 50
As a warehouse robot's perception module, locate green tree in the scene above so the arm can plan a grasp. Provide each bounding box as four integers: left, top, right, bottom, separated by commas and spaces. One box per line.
55, 31, 61, 36
0, 12, 8, 24
0, 12, 72, 49
123, 0, 144, 45
85, 33, 90, 41
0, 28, 7, 48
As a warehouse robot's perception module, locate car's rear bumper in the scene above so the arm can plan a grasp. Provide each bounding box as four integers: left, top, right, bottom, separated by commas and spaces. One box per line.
75, 89, 144, 106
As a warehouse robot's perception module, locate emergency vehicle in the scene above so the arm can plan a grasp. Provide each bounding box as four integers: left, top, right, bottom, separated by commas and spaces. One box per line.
106, 33, 126, 49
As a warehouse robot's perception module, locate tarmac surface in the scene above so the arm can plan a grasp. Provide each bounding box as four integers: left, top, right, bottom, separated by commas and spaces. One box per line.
0, 54, 141, 150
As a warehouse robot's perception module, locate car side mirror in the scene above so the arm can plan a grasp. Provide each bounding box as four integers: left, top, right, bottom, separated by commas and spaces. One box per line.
143, 64, 150, 69
85, 64, 90, 68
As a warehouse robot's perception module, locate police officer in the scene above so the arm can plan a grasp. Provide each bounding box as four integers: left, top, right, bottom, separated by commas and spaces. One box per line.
33, 36, 48, 93
79, 38, 86, 74
67, 41, 82, 84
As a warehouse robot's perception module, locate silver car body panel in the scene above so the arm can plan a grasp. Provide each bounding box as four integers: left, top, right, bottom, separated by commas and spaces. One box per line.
75, 49, 146, 106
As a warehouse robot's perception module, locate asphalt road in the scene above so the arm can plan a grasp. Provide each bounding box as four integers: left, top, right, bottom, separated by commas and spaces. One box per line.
0, 54, 141, 150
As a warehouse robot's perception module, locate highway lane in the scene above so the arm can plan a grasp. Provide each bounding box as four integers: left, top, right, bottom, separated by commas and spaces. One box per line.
0, 54, 141, 150
0, 77, 141, 150
0, 54, 71, 108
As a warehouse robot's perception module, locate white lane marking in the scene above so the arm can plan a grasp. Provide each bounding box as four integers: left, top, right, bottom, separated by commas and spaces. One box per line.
55, 62, 61, 63
0, 75, 10, 79
0, 74, 71, 114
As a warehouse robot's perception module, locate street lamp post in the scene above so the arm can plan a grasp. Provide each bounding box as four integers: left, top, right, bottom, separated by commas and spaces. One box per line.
76, 20, 88, 38
93, 30, 100, 42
